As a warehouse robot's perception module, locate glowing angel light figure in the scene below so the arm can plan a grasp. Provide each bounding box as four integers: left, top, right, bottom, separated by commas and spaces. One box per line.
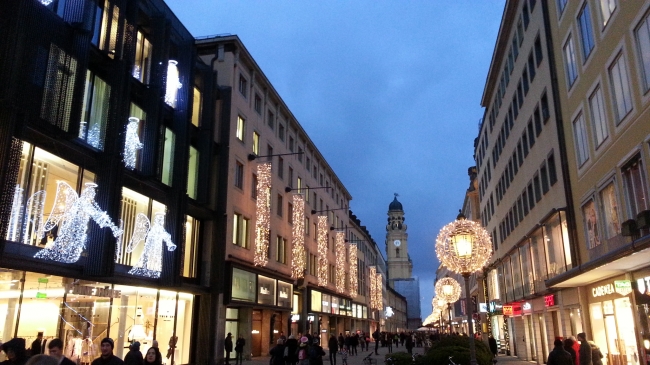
34, 182, 123, 263
123, 117, 143, 170
127, 212, 176, 278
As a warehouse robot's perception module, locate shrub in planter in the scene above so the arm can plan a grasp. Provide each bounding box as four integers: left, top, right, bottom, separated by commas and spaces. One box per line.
383, 352, 414, 365
420, 336, 492, 365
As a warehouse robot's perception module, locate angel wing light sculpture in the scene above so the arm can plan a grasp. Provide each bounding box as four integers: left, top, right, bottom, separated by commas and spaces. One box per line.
34, 182, 123, 263
127, 212, 176, 278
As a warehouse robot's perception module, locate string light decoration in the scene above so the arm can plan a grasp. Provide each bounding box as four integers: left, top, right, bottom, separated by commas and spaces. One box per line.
127, 212, 176, 278
123, 117, 143, 170
291, 194, 306, 278
375, 270, 383, 310
6, 185, 24, 241
348, 242, 358, 298
369, 266, 378, 310
335, 231, 346, 293
317, 216, 328, 286
34, 182, 123, 263
254, 163, 272, 267
435, 276, 461, 305
436, 216, 492, 275
164, 60, 182, 108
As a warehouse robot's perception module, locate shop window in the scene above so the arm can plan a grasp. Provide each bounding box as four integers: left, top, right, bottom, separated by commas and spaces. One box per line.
133, 30, 152, 83
232, 268, 256, 302
258, 275, 276, 306
322, 294, 331, 313
12, 272, 63, 344
278, 282, 292, 308
79, 71, 110, 150
598, 182, 621, 239
582, 199, 601, 249
543, 212, 571, 277
126, 103, 146, 171
182, 216, 200, 278
511, 250, 523, 298
191, 87, 201, 127
92, 0, 120, 58
232, 213, 249, 248
621, 156, 649, 219
40, 44, 78, 131
187, 146, 199, 199
117, 187, 166, 267
160, 128, 175, 186
503, 257, 513, 301
311, 290, 322, 312
276, 236, 286, 264
253, 132, 259, 156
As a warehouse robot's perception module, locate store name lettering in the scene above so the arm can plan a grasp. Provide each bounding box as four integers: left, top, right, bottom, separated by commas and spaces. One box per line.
592, 280, 631, 298
65, 284, 121, 298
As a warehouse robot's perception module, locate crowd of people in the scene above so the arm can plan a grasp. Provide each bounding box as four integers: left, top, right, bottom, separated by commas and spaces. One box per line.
0, 336, 164, 365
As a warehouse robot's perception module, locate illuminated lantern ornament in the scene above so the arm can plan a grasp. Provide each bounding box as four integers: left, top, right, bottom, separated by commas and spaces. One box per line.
34, 182, 123, 263
291, 194, 306, 278
348, 242, 358, 298
254, 163, 271, 266
39, 0, 54, 5
335, 231, 346, 293
127, 212, 176, 278
317, 216, 328, 286
123, 117, 143, 170
164, 60, 182, 108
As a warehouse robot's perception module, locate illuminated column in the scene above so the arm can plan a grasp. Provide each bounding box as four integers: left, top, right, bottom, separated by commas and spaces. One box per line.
348, 243, 358, 298
335, 231, 345, 293
254, 162, 271, 266
291, 194, 306, 278
370, 266, 378, 310
376, 271, 383, 310
317, 216, 328, 286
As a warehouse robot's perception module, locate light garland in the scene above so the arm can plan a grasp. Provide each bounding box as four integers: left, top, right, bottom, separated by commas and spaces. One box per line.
254, 163, 271, 266
291, 194, 306, 278
435, 276, 461, 305
436, 217, 492, 274
370, 266, 378, 309
34, 182, 123, 263
86, 123, 103, 150
7, 185, 24, 241
317, 216, 328, 286
335, 231, 346, 293
23, 190, 47, 245
123, 117, 143, 170
348, 243, 358, 298
127, 212, 176, 278
376, 271, 383, 310
164, 60, 182, 108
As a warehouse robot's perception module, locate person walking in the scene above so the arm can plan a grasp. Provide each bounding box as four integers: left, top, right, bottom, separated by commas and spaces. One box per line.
547, 339, 573, 365
386, 333, 392, 354
488, 335, 498, 358
30, 332, 46, 356
298, 337, 310, 365
234, 335, 245, 365
405, 334, 414, 355
577, 333, 592, 365
123, 342, 143, 365
285, 335, 299, 365
328, 334, 338, 365
269, 339, 285, 365
372, 330, 379, 355
564, 338, 577, 365
569, 337, 580, 365
91, 338, 125, 365
1, 338, 29, 365
308, 338, 325, 365
224, 333, 233, 365
47, 338, 76, 365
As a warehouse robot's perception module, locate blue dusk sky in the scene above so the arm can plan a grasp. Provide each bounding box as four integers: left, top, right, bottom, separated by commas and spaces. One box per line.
164, 0, 505, 322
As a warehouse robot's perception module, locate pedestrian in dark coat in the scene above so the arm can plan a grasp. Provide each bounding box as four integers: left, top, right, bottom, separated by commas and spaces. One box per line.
488, 335, 498, 358
328, 335, 338, 365
269, 339, 285, 365
405, 335, 414, 354
1, 338, 28, 365
577, 333, 592, 365
224, 333, 233, 365
285, 335, 299, 365
123, 342, 143, 365
564, 338, 577, 365
547, 339, 573, 365
234, 335, 246, 365
91, 338, 125, 365
588, 341, 604, 365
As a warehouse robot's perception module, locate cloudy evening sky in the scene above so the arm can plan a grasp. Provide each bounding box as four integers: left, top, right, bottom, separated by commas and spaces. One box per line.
164, 0, 506, 321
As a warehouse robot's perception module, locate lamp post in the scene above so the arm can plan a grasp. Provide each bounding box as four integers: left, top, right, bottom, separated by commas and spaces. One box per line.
436, 213, 492, 365
435, 277, 461, 335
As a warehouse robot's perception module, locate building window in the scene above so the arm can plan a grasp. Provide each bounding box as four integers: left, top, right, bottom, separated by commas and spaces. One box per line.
267, 110, 275, 130
609, 54, 633, 124
277, 194, 283, 217
234, 161, 244, 189
79, 71, 110, 150
251, 174, 257, 199
621, 156, 649, 219
278, 123, 285, 142
533, 174, 542, 202
182, 216, 200, 278
254, 94, 262, 114
236, 116, 245, 142
191, 87, 201, 127
540, 162, 549, 194
599, 0, 616, 27
582, 199, 601, 248
133, 30, 152, 83
541, 92, 550, 122
599, 182, 621, 239
563, 36, 578, 87
238, 74, 247, 98
276, 236, 286, 264
289, 136, 295, 152
278, 157, 284, 179
187, 146, 199, 199
528, 53, 536, 81
253, 132, 260, 155
288, 167, 294, 188
161, 127, 175, 186
636, 12, 650, 92
535, 36, 544, 66
577, 3, 595, 61
92, 0, 119, 57
288, 203, 293, 225
573, 113, 589, 167
588, 86, 608, 147
233, 213, 249, 248
548, 153, 558, 186
298, 147, 303, 163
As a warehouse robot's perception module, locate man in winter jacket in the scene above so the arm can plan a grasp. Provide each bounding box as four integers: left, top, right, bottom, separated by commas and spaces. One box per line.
1, 338, 28, 365
91, 338, 124, 365
547, 339, 573, 365
327, 335, 338, 365
577, 333, 592, 365
224, 333, 233, 365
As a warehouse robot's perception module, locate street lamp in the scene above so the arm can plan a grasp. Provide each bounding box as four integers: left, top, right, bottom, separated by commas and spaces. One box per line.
436, 212, 492, 365
435, 277, 461, 334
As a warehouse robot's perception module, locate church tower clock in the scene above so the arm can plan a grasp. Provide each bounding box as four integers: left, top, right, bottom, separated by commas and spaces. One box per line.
386, 194, 413, 282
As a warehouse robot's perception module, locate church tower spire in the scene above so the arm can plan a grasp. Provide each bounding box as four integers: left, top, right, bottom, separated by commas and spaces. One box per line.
386, 194, 412, 283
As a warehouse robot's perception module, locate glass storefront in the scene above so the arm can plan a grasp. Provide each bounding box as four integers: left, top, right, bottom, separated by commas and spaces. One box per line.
230, 267, 292, 309
0, 269, 194, 364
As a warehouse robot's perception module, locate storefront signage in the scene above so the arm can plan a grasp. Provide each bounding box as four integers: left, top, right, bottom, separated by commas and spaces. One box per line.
291, 314, 300, 322
522, 302, 532, 313
638, 276, 650, 295
488, 302, 502, 314
503, 304, 521, 316
592, 280, 631, 298
36, 292, 47, 299
503, 305, 513, 316
65, 284, 121, 298
545, 294, 556, 307
479, 303, 487, 313
307, 315, 315, 322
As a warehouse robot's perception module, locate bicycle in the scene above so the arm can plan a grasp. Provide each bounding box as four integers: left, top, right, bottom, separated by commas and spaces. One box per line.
363, 353, 377, 365
449, 356, 458, 365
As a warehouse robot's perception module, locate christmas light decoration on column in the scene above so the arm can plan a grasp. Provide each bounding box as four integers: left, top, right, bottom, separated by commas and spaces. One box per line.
369, 266, 378, 309
348, 243, 358, 298
291, 194, 306, 278
7, 185, 24, 241
123, 117, 143, 170
335, 231, 346, 293
22, 189, 47, 245
127, 212, 176, 278
254, 162, 272, 266
34, 182, 123, 263
375, 270, 383, 310
164, 60, 182, 108
317, 216, 328, 286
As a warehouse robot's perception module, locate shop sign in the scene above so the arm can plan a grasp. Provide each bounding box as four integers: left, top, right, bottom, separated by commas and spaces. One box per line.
488, 302, 503, 314
615, 280, 632, 296
522, 302, 532, 314
291, 314, 300, 322
545, 294, 556, 307
36, 292, 47, 299
307, 315, 315, 322
503, 304, 521, 316
65, 284, 121, 298
637, 276, 650, 295
479, 303, 488, 313
592, 280, 631, 298
503, 305, 513, 316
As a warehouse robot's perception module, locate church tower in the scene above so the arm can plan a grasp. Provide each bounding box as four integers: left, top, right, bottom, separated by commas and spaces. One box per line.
386, 194, 413, 282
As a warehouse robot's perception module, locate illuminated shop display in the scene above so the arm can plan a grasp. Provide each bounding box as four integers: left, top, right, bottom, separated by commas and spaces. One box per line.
126, 212, 176, 278
123, 117, 143, 170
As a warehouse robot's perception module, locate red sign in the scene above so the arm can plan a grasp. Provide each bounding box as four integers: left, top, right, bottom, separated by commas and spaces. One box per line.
503, 305, 513, 316
545, 294, 556, 307
503, 303, 522, 316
